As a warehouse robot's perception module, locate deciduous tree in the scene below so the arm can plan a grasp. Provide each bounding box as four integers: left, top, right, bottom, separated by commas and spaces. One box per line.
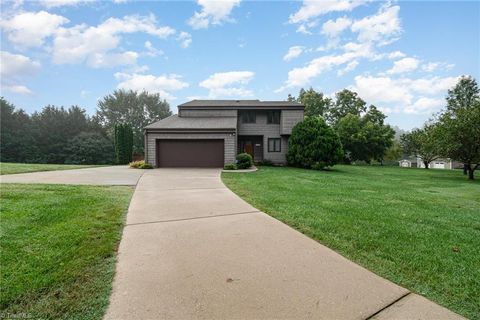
294, 88, 333, 118
437, 76, 480, 179
96, 90, 171, 155
328, 89, 367, 125
401, 124, 441, 169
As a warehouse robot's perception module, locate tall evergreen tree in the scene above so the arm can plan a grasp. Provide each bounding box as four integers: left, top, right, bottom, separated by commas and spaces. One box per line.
114, 123, 134, 164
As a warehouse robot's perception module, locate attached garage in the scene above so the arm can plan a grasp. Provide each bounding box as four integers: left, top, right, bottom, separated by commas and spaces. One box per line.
156, 139, 224, 168
144, 115, 237, 168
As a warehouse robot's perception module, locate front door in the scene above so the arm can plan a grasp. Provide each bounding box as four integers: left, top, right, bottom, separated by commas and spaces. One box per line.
238, 136, 263, 161
244, 141, 254, 158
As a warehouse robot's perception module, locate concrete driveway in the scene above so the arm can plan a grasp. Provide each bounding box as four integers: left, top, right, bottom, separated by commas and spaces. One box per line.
0, 166, 144, 185
105, 168, 463, 320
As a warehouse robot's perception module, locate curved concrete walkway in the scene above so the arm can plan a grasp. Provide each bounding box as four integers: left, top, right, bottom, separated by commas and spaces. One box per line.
105, 168, 463, 320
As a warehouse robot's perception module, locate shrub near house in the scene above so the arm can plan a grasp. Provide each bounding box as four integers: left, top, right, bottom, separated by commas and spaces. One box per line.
287, 117, 343, 170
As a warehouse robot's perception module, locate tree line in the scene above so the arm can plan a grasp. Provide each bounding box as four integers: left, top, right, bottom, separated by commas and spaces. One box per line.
401, 76, 480, 179
0, 90, 171, 165
288, 88, 396, 165
288, 75, 479, 180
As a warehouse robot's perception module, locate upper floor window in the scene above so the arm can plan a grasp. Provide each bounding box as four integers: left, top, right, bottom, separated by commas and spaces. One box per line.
267, 111, 280, 124
240, 111, 256, 123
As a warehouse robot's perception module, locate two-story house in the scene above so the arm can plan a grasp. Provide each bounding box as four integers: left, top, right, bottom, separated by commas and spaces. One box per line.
144, 100, 305, 167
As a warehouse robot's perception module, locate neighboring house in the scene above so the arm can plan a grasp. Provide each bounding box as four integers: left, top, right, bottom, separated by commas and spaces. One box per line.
417, 157, 463, 169
144, 100, 304, 167
399, 156, 463, 169
399, 159, 413, 168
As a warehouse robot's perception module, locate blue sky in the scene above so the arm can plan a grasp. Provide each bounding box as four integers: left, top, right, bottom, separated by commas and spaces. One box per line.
1, 0, 479, 130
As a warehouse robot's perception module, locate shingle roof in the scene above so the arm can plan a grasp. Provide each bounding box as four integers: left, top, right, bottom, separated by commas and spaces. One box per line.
178, 99, 303, 108
145, 115, 237, 130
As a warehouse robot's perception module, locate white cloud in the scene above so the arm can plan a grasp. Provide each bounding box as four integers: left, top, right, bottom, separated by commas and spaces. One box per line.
199, 71, 254, 98
188, 0, 241, 29
321, 17, 352, 38
404, 97, 444, 114
88, 51, 138, 68
144, 41, 163, 57
0, 51, 40, 95
283, 46, 305, 61
177, 31, 192, 48
115, 72, 189, 100
406, 76, 459, 95
387, 51, 406, 59
0, 11, 69, 48
351, 75, 459, 114
1, 11, 177, 68
289, 0, 367, 24
0, 51, 41, 78
387, 57, 420, 74
421, 62, 454, 73
351, 4, 401, 45
277, 42, 376, 91
337, 60, 359, 76
4, 85, 33, 95
40, 0, 88, 7
52, 14, 175, 66
352, 75, 412, 105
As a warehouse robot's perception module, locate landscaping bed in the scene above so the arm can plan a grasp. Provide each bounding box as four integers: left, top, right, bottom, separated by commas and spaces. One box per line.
222, 165, 480, 319
0, 183, 133, 319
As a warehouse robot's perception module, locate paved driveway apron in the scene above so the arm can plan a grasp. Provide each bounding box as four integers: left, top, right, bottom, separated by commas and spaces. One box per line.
0, 166, 143, 185
105, 168, 463, 320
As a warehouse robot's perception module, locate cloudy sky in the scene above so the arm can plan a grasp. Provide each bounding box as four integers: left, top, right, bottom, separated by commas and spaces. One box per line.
1, 0, 478, 129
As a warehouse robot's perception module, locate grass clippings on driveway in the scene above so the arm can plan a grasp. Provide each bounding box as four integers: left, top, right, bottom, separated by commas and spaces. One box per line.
0, 183, 133, 320
222, 165, 480, 319
0, 162, 101, 175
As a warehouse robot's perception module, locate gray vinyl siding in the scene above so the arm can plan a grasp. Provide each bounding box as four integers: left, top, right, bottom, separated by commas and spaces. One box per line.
145, 132, 236, 166
237, 111, 288, 164
179, 109, 237, 118
280, 110, 304, 135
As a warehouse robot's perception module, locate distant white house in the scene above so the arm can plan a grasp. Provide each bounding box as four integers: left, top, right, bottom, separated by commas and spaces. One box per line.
399, 159, 413, 167
399, 157, 461, 169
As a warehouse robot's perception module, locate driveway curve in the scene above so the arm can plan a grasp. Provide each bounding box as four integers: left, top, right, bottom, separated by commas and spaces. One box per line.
105, 168, 462, 319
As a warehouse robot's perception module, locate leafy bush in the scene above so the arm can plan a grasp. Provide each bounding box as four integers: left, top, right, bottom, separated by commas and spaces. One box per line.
236, 153, 253, 169
224, 163, 238, 170
287, 117, 343, 170
129, 160, 153, 169
65, 132, 114, 164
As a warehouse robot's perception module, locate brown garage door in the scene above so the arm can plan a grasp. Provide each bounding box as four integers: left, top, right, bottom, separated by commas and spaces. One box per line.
156, 139, 224, 168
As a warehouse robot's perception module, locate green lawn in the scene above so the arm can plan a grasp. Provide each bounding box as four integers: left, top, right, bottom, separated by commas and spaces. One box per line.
0, 183, 133, 320
222, 165, 480, 319
0, 163, 102, 175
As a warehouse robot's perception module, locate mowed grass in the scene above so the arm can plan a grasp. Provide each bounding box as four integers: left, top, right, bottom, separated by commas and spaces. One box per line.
0, 183, 133, 320
222, 165, 480, 319
0, 162, 101, 175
